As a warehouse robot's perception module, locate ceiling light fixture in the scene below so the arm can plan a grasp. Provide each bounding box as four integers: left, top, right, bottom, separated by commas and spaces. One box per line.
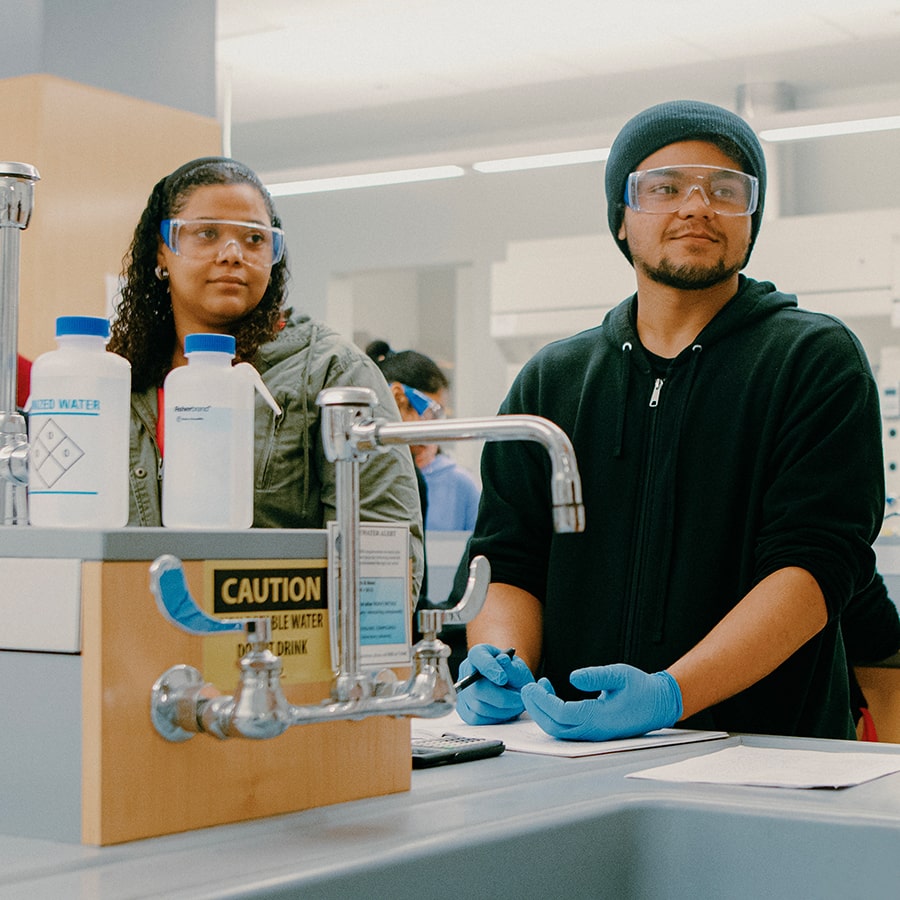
472, 147, 611, 173
759, 115, 900, 142
266, 165, 465, 195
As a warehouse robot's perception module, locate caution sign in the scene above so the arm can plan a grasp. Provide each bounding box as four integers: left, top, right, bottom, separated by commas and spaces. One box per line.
213, 567, 326, 613
200, 557, 333, 685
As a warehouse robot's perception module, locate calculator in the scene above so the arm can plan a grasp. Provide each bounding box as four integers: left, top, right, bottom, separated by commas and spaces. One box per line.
411, 734, 506, 768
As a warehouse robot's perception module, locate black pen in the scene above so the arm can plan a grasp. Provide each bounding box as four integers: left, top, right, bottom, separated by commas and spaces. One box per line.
453, 648, 517, 692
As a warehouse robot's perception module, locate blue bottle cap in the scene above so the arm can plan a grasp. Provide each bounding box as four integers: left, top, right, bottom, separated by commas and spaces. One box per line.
56, 315, 110, 338
184, 333, 236, 355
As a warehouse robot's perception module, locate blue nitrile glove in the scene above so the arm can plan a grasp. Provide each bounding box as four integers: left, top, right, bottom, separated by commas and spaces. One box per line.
456, 644, 535, 725
520, 664, 682, 741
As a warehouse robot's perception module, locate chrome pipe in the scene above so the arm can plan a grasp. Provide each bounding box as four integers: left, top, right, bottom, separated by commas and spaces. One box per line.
0, 162, 39, 525
361, 414, 585, 533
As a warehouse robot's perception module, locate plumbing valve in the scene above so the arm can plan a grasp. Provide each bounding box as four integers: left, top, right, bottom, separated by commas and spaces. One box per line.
148, 552, 491, 741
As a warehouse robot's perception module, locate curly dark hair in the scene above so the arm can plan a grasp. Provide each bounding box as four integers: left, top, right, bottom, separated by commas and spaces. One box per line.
108, 157, 290, 391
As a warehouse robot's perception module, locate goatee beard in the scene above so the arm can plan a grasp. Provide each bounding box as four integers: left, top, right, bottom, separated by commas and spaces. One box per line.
634, 255, 742, 291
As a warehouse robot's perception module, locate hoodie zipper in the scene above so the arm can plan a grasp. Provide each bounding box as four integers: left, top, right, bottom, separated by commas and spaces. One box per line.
622, 374, 666, 659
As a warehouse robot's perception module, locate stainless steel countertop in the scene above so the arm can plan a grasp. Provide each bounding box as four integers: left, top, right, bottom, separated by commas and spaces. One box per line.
0, 525, 328, 560
1, 733, 899, 899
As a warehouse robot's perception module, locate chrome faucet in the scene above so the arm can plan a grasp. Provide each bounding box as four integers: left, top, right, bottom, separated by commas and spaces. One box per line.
149, 385, 585, 741
0, 163, 40, 525
150, 551, 492, 740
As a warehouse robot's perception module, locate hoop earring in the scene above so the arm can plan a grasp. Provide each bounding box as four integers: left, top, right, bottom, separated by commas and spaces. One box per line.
154, 265, 169, 281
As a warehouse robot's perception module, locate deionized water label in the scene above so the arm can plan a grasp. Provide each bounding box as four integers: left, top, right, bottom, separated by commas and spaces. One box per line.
29, 379, 119, 495
28, 373, 130, 526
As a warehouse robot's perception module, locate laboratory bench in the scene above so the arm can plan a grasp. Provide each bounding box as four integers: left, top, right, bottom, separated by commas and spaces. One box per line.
2, 527, 900, 897
0, 526, 411, 847
1, 732, 900, 898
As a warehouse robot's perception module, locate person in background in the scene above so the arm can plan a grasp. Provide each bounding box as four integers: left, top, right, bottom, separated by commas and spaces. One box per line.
420, 442, 481, 532
365, 340, 481, 531
108, 157, 423, 594
455, 100, 884, 742
367, 340, 480, 663
365, 340, 436, 605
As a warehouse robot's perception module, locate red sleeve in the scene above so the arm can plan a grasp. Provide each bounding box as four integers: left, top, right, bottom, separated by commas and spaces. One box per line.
157, 386, 165, 456
16, 354, 31, 409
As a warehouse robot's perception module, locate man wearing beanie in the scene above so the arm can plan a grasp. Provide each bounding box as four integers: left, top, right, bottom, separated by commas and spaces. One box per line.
454, 99, 885, 741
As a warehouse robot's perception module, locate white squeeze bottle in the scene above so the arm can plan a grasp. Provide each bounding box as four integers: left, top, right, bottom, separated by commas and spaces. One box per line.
28, 315, 131, 527
162, 333, 280, 529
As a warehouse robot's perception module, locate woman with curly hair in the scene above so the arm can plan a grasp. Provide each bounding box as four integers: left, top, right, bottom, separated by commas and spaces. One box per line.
109, 157, 423, 590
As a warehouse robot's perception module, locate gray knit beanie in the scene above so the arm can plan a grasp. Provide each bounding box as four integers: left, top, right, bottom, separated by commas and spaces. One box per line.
605, 99, 767, 263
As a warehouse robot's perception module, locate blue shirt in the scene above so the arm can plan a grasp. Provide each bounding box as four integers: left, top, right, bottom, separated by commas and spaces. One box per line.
420, 453, 481, 530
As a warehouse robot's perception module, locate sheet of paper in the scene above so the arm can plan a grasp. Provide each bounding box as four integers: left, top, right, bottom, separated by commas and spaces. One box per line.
627, 744, 900, 788
411, 710, 727, 758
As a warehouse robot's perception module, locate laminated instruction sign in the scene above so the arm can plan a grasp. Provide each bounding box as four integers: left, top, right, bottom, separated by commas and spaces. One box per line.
327, 522, 413, 670
200, 557, 333, 685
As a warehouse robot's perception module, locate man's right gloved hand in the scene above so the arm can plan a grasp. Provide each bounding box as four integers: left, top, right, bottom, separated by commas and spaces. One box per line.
455, 643, 535, 725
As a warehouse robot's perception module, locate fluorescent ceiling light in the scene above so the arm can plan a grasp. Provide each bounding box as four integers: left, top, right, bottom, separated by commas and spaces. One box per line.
472, 147, 610, 173
267, 165, 464, 195
760, 115, 900, 143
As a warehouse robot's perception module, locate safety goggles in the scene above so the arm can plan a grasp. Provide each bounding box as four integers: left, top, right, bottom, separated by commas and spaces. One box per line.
402, 384, 444, 419
624, 165, 759, 216
160, 218, 285, 267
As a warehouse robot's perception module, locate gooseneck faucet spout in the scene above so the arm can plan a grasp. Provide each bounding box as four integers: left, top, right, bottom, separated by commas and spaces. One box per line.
350, 411, 585, 534
149, 386, 585, 742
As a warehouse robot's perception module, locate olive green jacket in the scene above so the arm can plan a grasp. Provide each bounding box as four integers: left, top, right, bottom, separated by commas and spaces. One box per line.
127, 315, 424, 593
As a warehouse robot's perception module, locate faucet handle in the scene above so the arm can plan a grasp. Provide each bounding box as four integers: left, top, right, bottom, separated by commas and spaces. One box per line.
417, 554, 491, 634
149, 554, 243, 636
242, 616, 272, 651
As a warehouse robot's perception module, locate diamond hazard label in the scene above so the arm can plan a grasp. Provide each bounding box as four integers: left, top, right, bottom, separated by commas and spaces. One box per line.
31, 418, 85, 488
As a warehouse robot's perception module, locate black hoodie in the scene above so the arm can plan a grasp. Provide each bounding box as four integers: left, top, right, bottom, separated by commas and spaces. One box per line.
470, 276, 884, 739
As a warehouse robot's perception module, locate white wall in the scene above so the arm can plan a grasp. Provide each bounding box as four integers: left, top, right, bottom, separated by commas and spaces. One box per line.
276, 161, 608, 424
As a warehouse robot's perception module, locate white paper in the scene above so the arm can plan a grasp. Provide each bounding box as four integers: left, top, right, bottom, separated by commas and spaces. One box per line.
627, 743, 900, 789
411, 710, 727, 758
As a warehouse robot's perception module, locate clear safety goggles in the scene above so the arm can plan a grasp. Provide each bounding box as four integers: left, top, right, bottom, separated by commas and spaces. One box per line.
402, 384, 444, 419
160, 218, 285, 267
624, 165, 759, 216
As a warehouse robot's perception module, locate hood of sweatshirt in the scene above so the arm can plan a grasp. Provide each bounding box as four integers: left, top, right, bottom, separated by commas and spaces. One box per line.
601, 276, 798, 459
601, 275, 797, 362
255, 313, 322, 369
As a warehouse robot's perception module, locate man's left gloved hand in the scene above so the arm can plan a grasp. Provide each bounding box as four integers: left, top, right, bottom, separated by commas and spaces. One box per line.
520, 664, 683, 741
